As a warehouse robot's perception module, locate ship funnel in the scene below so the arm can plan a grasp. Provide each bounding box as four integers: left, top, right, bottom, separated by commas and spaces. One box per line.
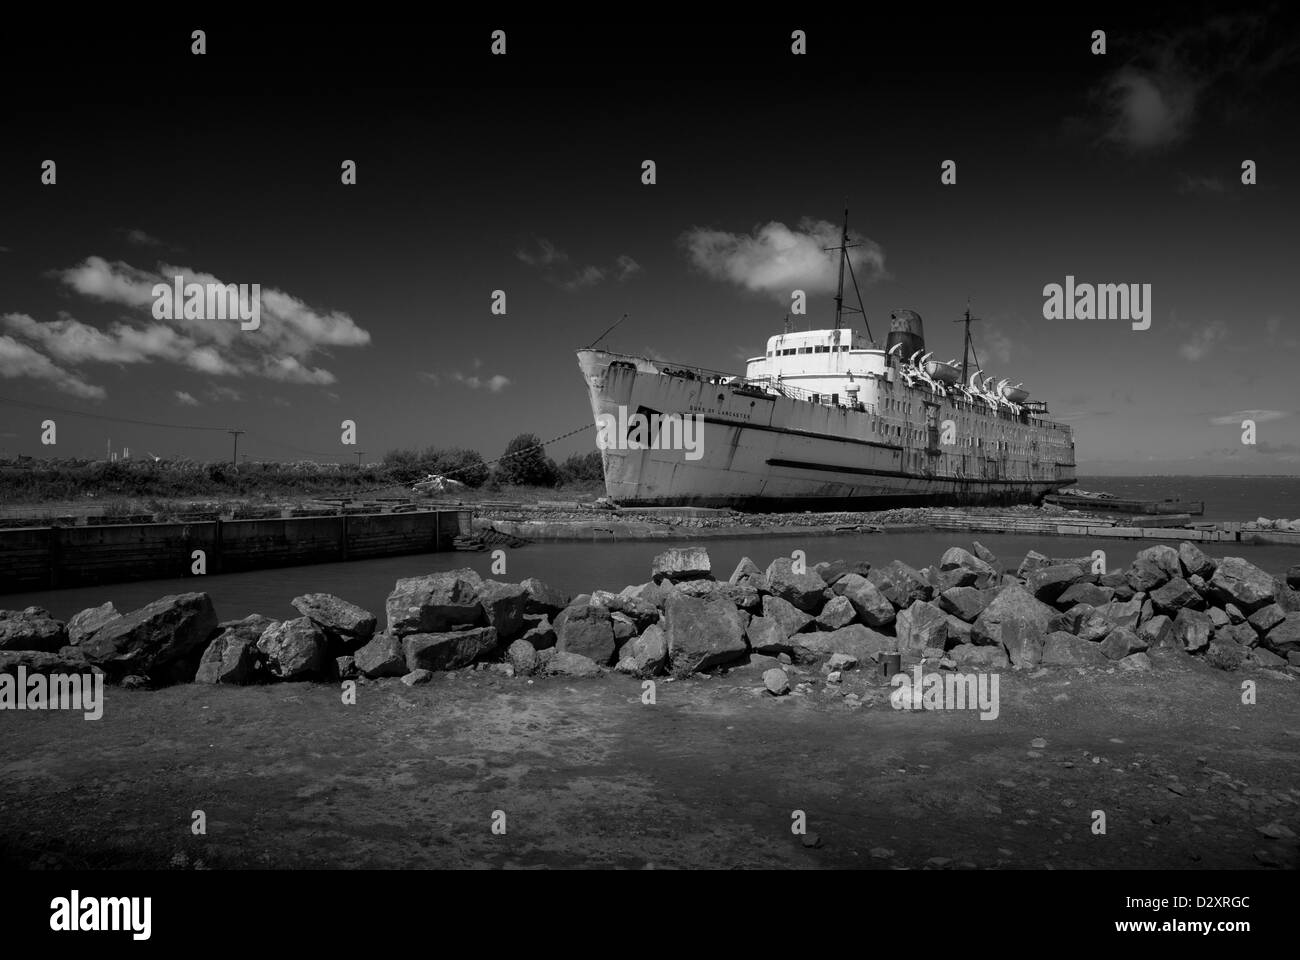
885, 309, 925, 362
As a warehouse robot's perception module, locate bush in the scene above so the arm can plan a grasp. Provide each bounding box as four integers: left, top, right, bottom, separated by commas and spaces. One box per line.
494, 434, 559, 487
380, 446, 489, 488
557, 451, 604, 487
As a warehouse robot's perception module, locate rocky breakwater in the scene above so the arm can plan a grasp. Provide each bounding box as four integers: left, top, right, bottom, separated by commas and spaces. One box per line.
3, 541, 1299, 690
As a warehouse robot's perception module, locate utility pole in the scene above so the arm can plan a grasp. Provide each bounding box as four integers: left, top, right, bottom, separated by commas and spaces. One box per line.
227, 429, 244, 466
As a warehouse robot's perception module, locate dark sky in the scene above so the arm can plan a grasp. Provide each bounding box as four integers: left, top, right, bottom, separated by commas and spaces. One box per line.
2, 9, 1297, 474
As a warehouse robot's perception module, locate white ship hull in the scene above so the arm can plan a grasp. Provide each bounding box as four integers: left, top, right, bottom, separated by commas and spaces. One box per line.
577, 347, 1076, 510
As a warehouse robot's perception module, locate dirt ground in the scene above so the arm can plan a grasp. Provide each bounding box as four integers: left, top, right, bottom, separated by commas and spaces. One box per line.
2, 648, 1297, 870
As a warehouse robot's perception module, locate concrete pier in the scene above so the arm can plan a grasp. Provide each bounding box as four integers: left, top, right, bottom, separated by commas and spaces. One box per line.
0, 509, 469, 593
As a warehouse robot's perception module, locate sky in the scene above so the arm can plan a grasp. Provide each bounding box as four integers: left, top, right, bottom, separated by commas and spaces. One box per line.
1, 9, 1298, 475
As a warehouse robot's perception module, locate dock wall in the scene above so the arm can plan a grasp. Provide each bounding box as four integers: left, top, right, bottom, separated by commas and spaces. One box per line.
0, 510, 468, 593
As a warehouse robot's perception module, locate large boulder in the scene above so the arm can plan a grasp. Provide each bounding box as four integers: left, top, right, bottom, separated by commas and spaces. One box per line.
194, 632, 263, 685
971, 584, 1056, 646
591, 591, 661, 630
1056, 582, 1114, 609
676, 580, 722, 601
1100, 626, 1147, 661
476, 580, 529, 641
869, 561, 932, 608
895, 600, 949, 658
385, 569, 484, 636
1138, 614, 1174, 650
815, 595, 856, 630
1288, 565, 1300, 590
1095, 596, 1144, 631
354, 631, 408, 678
833, 574, 896, 628
1207, 557, 1276, 615
1178, 542, 1216, 580
939, 546, 995, 578
936, 586, 994, 623
1017, 550, 1050, 578
291, 593, 376, 647
66, 602, 120, 646
1149, 577, 1205, 616
506, 638, 538, 675
765, 558, 828, 613
546, 651, 602, 677
652, 546, 711, 583
1001, 616, 1046, 667
1025, 564, 1084, 604
1127, 545, 1182, 592
256, 617, 329, 681
662, 595, 747, 673
713, 582, 761, 613
1246, 603, 1285, 637
0, 648, 97, 676
619, 624, 668, 675
81, 593, 217, 683
621, 580, 679, 609
761, 595, 814, 638
1217, 622, 1256, 648
194, 614, 273, 684
1172, 608, 1213, 653
728, 557, 769, 592
797, 624, 894, 661
0, 607, 67, 653
403, 626, 499, 672
817, 559, 873, 587
1041, 631, 1106, 666
521, 577, 571, 616
1261, 615, 1300, 654
972, 541, 1000, 569
557, 604, 617, 665
746, 615, 794, 655
1067, 604, 1114, 642
948, 643, 1010, 669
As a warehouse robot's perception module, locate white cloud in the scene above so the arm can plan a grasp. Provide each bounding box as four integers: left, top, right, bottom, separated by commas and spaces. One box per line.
1178, 321, 1228, 361
1209, 409, 1287, 425
681, 217, 886, 300
974, 326, 1014, 366
0, 334, 105, 399
517, 239, 640, 291
207, 384, 243, 402
122, 228, 167, 247
1102, 68, 1198, 151
450, 371, 511, 392
560, 265, 605, 291
174, 390, 199, 406
615, 255, 641, 281
2, 257, 371, 393
516, 238, 569, 267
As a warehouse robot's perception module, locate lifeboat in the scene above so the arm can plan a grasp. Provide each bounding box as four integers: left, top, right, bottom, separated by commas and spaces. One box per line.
1001, 382, 1030, 403
925, 359, 960, 384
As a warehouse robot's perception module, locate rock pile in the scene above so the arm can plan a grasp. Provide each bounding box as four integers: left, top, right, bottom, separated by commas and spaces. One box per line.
3, 540, 1298, 687
1244, 517, 1300, 533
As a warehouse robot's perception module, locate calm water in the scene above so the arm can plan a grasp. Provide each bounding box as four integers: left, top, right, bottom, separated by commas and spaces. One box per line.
1076, 476, 1300, 523
9, 529, 1300, 624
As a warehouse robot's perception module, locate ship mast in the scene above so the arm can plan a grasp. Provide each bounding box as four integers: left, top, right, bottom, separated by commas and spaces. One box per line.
955, 300, 982, 383
833, 208, 849, 331
825, 206, 872, 340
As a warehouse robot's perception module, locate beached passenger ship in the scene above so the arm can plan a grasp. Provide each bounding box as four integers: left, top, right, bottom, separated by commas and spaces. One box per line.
576, 215, 1076, 510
